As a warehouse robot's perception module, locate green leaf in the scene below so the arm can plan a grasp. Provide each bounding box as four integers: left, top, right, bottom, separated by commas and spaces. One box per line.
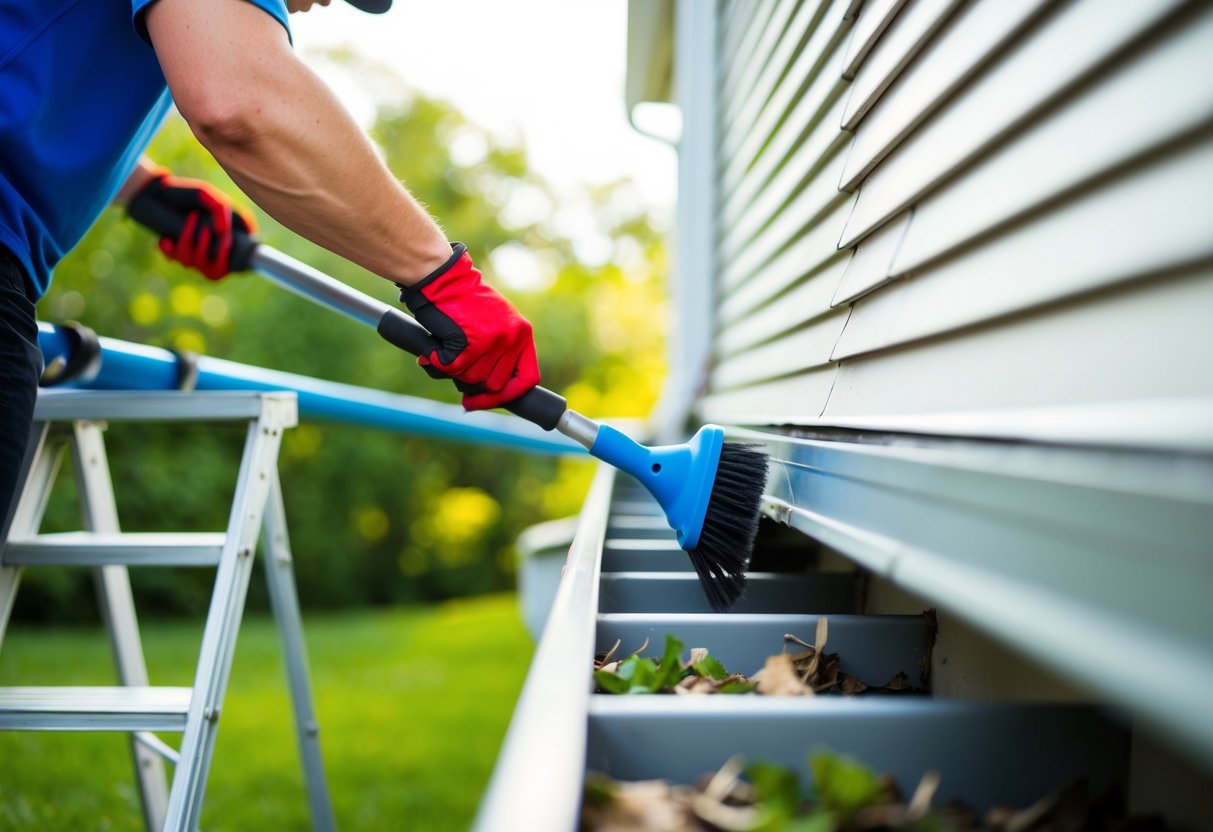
653, 633, 686, 690
719, 680, 758, 694
692, 653, 730, 681
809, 750, 888, 817
746, 760, 802, 817
787, 810, 839, 832
582, 773, 617, 807
621, 655, 659, 693
593, 669, 632, 695
909, 815, 946, 832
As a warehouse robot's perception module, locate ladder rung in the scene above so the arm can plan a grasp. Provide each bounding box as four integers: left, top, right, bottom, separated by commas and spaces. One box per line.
3, 532, 227, 567
0, 686, 192, 731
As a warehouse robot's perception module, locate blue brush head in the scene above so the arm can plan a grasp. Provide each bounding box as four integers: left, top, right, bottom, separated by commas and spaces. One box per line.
589, 423, 724, 550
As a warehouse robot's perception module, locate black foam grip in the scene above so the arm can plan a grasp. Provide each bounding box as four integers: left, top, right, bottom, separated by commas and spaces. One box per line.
376, 307, 440, 355
376, 308, 567, 431
498, 385, 568, 431
127, 192, 257, 272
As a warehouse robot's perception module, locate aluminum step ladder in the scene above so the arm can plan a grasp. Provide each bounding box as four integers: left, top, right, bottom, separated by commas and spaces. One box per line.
0, 390, 336, 832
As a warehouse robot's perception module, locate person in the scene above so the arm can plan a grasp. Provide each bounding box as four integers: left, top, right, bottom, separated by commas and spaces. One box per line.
0, 0, 541, 522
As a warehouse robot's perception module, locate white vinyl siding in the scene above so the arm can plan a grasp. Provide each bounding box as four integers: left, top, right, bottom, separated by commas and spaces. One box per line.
704, 0, 1213, 452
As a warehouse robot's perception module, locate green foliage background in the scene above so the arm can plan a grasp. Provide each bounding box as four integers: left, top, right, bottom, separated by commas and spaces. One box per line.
19, 57, 667, 621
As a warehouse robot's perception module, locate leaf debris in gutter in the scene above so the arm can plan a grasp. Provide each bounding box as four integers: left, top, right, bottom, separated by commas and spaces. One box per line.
582, 749, 1164, 831
592, 618, 927, 697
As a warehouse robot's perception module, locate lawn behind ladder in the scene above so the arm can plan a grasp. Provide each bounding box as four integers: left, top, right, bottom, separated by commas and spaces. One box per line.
0, 594, 533, 831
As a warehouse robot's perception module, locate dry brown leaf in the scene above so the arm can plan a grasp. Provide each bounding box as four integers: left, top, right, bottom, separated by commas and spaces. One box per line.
885, 672, 910, 691
783, 633, 814, 650
701, 755, 743, 801
814, 617, 829, 653
756, 653, 813, 696
598, 639, 621, 668
906, 770, 940, 819
795, 618, 829, 682
689, 794, 760, 832
583, 778, 692, 832
840, 675, 869, 696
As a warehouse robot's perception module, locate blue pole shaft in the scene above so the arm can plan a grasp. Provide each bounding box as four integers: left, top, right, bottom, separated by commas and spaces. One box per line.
36, 323, 582, 457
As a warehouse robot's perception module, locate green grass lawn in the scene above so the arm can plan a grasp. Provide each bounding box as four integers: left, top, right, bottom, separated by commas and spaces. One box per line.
0, 594, 534, 831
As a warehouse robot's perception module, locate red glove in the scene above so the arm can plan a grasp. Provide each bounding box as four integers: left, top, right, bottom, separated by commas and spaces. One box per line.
127, 171, 257, 281
400, 243, 540, 411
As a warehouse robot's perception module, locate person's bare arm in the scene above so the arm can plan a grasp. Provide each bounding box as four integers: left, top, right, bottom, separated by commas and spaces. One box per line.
143, 0, 451, 286
115, 158, 161, 205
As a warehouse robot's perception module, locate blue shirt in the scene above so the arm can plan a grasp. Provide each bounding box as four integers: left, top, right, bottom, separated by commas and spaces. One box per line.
0, 0, 289, 297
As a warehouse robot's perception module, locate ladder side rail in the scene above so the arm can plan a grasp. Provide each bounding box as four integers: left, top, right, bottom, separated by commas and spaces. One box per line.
261, 469, 336, 832
163, 396, 294, 831
0, 422, 56, 646
70, 421, 170, 832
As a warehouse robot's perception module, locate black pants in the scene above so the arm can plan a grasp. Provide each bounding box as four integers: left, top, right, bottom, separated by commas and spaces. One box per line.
0, 245, 41, 529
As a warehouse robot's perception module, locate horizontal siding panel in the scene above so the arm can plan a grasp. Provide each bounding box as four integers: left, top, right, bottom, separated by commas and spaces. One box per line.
839, 0, 1189, 249
718, 256, 851, 356
721, 149, 853, 291
821, 262, 1213, 418
832, 134, 1213, 361
720, 1, 776, 75
893, 4, 1213, 274
721, 192, 855, 325
830, 209, 910, 306
805, 397, 1213, 453
713, 310, 849, 390
721, 67, 850, 232
718, 0, 766, 67
701, 367, 838, 425
720, 0, 822, 159
839, 0, 1052, 193
841, 0, 962, 128
720, 93, 850, 263
720, 0, 853, 199
842, 0, 908, 80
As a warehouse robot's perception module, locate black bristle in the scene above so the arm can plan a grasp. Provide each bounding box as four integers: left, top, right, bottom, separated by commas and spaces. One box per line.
687, 442, 769, 613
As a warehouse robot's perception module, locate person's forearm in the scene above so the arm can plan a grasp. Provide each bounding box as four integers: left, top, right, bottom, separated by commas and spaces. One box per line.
114, 158, 162, 205
145, 0, 451, 286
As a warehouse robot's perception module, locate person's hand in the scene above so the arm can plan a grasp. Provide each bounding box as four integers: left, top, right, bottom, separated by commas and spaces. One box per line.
400, 243, 540, 411
127, 170, 257, 281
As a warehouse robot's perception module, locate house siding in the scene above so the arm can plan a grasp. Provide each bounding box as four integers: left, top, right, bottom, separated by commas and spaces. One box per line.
705, 0, 1213, 450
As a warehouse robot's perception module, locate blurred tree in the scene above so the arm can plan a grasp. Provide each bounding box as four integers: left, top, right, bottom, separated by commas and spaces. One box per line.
18, 51, 668, 621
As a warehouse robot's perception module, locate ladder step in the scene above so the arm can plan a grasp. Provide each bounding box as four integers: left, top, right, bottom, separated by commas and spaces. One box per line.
3, 532, 227, 567
0, 686, 192, 731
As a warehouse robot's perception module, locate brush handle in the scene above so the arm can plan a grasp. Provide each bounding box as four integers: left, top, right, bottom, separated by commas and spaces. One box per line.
127, 189, 259, 272
128, 208, 570, 431
375, 308, 568, 431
